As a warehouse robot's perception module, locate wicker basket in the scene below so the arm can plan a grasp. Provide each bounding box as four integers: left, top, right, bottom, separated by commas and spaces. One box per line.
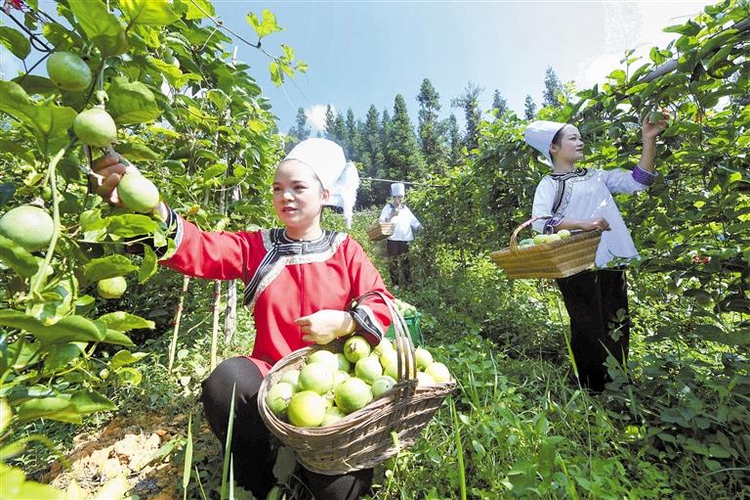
490, 216, 602, 279
257, 292, 456, 475
367, 220, 394, 241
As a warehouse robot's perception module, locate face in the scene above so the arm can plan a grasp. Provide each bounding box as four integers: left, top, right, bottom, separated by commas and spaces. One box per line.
272, 160, 329, 230
550, 125, 584, 164
393, 195, 404, 206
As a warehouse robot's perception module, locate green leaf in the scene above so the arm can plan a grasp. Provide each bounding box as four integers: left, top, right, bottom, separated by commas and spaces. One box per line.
103, 330, 135, 347
0, 81, 77, 139
68, 0, 128, 57
0, 464, 68, 499
107, 77, 160, 125
120, 0, 179, 25
106, 213, 158, 237
83, 254, 138, 283
11, 75, 58, 96
0, 234, 39, 278
15, 396, 79, 424
0, 310, 107, 345
70, 390, 116, 413
98, 311, 154, 332
180, 0, 216, 19
0, 27, 31, 60
42, 343, 83, 372
139, 244, 158, 283
117, 142, 159, 161
246, 10, 283, 39
110, 349, 148, 370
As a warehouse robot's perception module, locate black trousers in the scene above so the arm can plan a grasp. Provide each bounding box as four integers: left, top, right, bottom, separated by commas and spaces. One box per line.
555, 269, 630, 392
386, 239, 411, 286
201, 357, 373, 500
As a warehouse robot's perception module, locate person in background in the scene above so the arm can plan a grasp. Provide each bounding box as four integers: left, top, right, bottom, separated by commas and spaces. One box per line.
524, 112, 668, 392
379, 182, 422, 287
91, 138, 393, 500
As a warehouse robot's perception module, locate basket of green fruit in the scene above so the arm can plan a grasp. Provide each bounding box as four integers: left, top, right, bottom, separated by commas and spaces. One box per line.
257, 292, 455, 475
490, 216, 602, 279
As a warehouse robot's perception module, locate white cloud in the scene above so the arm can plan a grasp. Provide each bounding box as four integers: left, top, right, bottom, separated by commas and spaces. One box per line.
576, 1, 712, 88
306, 104, 332, 132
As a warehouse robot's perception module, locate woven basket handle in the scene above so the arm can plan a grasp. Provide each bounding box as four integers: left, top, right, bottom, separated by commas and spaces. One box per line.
509, 216, 552, 253
351, 291, 416, 382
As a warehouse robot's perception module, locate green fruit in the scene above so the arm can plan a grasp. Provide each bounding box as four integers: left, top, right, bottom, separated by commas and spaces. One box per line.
414, 347, 434, 370
519, 238, 535, 247
557, 230, 571, 239
320, 406, 346, 427
334, 378, 373, 414
287, 391, 326, 427
547, 234, 562, 242
46, 52, 92, 91
98, 276, 127, 299
649, 110, 664, 124
298, 363, 334, 395
308, 350, 339, 372
0, 205, 55, 253
335, 353, 351, 372
425, 362, 451, 383
343, 335, 371, 363
416, 371, 436, 387
373, 338, 394, 356
74, 108, 117, 147
266, 382, 295, 417
333, 370, 350, 389
279, 369, 300, 391
371, 376, 396, 398
533, 234, 547, 245
380, 350, 399, 380
355, 355, 383, 384
118, 173, 160, 214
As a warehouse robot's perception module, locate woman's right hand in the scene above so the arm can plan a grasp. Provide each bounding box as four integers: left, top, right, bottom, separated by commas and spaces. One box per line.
90, 153, 131, 205
580, 218, 610, 232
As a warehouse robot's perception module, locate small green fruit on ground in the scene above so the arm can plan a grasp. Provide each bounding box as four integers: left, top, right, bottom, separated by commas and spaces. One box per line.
0, 205, 54, 253
47, 52, 92, 91
287, 391, 326, 427
74, 108, 117, 147
118, 174, 160, 213
98, 276, 127, 299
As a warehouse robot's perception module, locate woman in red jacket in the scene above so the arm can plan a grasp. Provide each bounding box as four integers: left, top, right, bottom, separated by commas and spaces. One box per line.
92, 138, 393, 500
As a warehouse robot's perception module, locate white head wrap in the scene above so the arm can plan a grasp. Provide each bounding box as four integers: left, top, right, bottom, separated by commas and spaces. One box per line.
524, 120, 566, 166
284, 138, 360, 228
390, 183, 405, 197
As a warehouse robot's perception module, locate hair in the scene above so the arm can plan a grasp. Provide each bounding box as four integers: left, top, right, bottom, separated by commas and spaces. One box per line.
551, 124, 570, 147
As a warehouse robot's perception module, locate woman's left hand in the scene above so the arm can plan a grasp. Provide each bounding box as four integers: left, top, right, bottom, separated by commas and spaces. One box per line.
296, 310, 356, 345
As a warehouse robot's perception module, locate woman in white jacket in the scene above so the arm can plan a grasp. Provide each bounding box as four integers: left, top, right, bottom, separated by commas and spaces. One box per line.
379, 182, 422, 287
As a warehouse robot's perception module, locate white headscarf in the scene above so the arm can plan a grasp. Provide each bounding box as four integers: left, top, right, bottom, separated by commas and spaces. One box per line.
524, 120, 566, 166
284, 138, 360, 228
390, 183, 405, 197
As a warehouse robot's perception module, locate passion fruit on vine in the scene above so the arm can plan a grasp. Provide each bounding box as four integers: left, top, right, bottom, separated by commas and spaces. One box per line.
97, 276, 127, 299
46, 52, 92, 91
118, 173, 160, 214
0, 205, 54, 253
74, 108, 117, 147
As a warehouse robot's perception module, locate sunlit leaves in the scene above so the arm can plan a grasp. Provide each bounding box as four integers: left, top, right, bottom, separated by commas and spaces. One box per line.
246, 9, 283, 39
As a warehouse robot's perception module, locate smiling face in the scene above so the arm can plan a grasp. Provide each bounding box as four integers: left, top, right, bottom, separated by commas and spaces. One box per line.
272, 159, 330, 235
549, 124, 584, 166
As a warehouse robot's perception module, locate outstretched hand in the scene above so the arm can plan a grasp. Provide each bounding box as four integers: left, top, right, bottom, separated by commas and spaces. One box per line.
89, 153, 135, 205
643, 109, 670, 140
296, 310, 356, 345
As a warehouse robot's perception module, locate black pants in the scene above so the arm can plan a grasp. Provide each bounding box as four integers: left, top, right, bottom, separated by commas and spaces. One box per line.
555, 269, 630, 392
386, 239, 411, 286
201, 357, 374, 500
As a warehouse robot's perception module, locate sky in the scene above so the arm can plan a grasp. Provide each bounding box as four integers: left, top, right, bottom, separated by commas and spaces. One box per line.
0, 0, 717, 135
211, 0, 715, 134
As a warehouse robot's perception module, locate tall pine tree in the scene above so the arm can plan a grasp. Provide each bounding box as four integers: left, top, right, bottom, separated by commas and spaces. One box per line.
492, 90, 508, 119
524, 95, 537, 120
416, 78, 447, 175
451, 82, 483, 151
324, 105, 336, 140
445, 113, 463, 167
288, 107, 310, 142
543, 66, 563, 108
385, 94, 424, 183
345, 108, 360, 159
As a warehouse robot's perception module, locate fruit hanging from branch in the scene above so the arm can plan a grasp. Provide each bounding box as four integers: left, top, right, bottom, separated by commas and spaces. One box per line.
0, 205, 55, 253
74, 108, 117, 147
46, 52, 92, 92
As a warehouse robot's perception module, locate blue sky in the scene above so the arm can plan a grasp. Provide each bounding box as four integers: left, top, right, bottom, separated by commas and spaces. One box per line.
213, 1, 714, 134
1, 1, 715, 135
